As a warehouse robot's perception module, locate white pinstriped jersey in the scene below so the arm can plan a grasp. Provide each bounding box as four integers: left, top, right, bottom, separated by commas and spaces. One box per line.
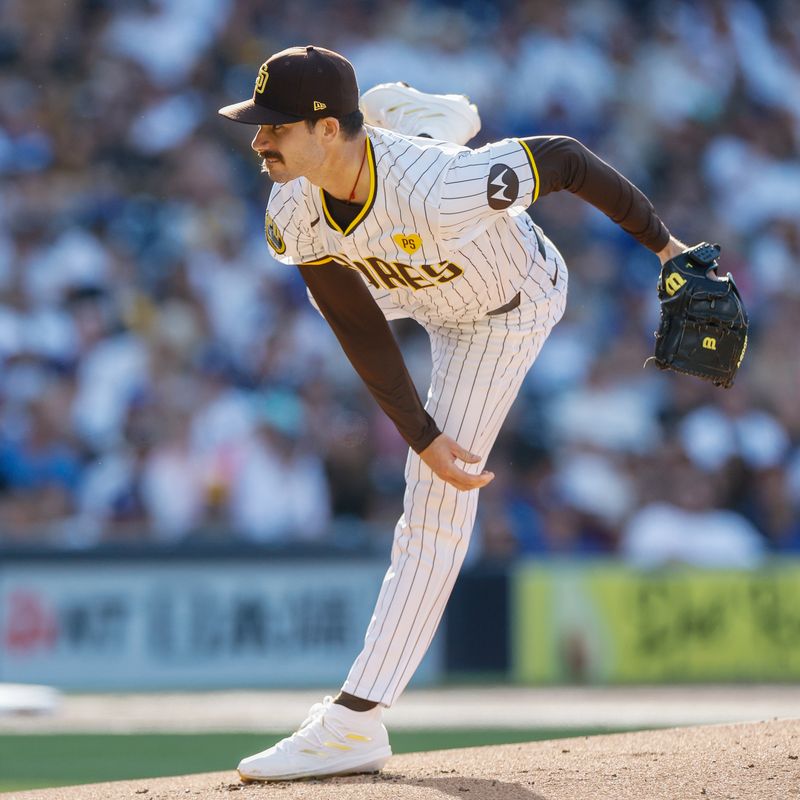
265, 126, 558, 323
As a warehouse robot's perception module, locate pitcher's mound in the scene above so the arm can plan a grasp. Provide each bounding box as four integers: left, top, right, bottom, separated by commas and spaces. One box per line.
4, 719, 798, 800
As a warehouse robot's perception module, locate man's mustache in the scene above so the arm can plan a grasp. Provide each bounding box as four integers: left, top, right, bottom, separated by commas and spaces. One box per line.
259, 150, 283, 163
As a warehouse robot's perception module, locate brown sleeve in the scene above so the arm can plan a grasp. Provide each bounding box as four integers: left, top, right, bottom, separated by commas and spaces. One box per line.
298, 261, 441, 454
522, 136, 670, 253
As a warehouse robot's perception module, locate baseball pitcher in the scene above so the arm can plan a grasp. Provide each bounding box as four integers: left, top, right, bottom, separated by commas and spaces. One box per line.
219, 45, 744, 782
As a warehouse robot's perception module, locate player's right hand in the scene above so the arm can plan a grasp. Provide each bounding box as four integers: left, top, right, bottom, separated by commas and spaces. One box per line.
419, 433, 495, 492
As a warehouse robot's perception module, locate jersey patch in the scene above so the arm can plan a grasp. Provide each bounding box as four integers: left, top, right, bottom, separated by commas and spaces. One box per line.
265, 212, 286, 255
393, 233, 422, 255
486, 164, 519, 210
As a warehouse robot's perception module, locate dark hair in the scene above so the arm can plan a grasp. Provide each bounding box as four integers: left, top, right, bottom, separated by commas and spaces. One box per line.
305, 109, 364, 140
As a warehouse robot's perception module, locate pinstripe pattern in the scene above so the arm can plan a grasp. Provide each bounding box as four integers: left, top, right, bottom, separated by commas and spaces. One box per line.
265, 124, 569, 709
266, 128, 547, 323
342, 239, 567, 707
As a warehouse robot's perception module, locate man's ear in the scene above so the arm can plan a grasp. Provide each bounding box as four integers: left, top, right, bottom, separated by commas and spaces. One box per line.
318, 117, 341, 142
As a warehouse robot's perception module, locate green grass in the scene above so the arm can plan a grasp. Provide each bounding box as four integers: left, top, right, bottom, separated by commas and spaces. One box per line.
0, 728, 631, 793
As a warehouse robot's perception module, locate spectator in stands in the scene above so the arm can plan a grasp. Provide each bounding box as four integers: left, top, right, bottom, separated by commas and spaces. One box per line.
621, 452, 766, 569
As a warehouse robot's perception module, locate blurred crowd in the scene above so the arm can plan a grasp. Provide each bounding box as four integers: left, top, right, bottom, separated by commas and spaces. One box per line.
1, 0, 799, 564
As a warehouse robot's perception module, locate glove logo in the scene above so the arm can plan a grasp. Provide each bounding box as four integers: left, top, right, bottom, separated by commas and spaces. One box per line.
264, 213, 286, 255
702, 337, 717, 351
487, 164, 519, 210
737, 335, 748, 368
255, 63, 269, 94
664, 272, 687, 296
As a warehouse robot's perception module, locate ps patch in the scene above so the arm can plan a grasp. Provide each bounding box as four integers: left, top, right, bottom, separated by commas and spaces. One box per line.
265, 212, 286, 255
486, 164, 519, 210
393, 233, 422, 255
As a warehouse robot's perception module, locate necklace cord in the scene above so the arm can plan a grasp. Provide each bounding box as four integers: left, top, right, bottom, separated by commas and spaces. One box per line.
347, 140, 368, 203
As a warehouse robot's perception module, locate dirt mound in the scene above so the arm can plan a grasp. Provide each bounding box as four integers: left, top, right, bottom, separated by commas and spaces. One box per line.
4, 719, 798, 800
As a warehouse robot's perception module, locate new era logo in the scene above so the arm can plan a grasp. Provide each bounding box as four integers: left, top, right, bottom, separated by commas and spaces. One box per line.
313, 100, 327, 111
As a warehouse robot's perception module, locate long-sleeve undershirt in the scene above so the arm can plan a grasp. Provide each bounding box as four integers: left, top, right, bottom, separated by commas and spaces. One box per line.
299, 260, 442, 452
299, 135, 671, 453
523, 135, 670, 252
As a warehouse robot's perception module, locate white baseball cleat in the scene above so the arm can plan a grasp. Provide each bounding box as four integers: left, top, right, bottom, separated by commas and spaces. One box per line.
237, 696, 392, 782
360, 81, 481, 145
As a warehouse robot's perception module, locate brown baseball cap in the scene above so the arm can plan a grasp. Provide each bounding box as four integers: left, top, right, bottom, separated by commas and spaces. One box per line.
218, 45, 360, 125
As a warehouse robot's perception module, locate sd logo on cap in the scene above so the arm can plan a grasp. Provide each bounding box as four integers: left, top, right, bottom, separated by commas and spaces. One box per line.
219, 45, 360, 125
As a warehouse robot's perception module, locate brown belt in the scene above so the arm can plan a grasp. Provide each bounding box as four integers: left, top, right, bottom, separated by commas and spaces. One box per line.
486, 291, 521, 316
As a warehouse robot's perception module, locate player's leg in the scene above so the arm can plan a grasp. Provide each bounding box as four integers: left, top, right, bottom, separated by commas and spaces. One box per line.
360, 82, 481, 144
342, 258, 568, 707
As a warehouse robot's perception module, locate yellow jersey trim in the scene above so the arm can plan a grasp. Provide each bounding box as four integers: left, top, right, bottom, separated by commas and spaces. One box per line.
301, 256, 335, 266
320, 136, 377, 237
517, 139, 540, 204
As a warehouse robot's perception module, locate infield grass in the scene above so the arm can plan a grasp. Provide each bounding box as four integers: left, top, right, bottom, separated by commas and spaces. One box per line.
0, 728, 635, 793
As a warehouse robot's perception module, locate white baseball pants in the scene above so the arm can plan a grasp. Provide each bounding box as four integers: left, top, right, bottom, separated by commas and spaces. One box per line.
342, 235, 568, 707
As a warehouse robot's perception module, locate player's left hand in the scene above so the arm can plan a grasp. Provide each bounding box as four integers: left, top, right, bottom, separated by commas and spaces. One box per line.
419, 434, 495, 491
651, 241, 748, 389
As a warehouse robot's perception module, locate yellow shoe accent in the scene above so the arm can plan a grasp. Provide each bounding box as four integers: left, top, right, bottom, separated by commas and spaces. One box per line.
345, 733, 372, 742
323, 741, 353, 751
300, 749, 326, 757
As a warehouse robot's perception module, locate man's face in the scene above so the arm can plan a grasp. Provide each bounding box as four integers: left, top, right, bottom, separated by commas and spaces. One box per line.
251, 121, 324, 183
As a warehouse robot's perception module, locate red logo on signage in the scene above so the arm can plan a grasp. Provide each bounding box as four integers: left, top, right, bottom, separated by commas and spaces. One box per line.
3, 591, 58, 652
